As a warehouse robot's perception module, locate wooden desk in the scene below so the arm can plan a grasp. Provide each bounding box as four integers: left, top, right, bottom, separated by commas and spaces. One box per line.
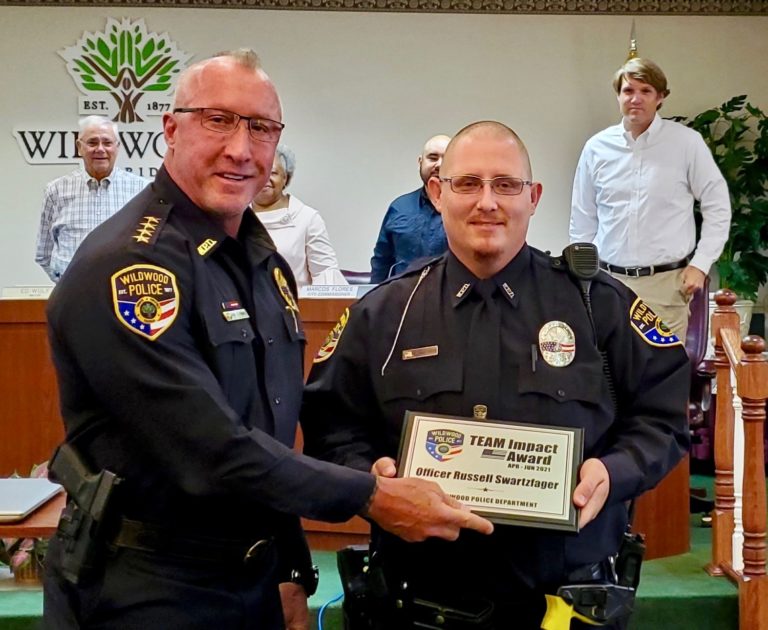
0, 493, 64, 539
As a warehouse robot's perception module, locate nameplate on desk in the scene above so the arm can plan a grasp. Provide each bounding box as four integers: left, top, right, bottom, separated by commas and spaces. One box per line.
1, 286, 53, 299
299, 285, 360, 299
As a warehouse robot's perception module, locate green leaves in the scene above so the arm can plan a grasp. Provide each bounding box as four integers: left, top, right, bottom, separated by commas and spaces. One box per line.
679, 96, 768, 301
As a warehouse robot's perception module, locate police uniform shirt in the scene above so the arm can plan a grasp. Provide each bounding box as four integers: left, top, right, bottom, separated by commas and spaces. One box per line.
302, 245, 690, 595
47, 166, 375, 579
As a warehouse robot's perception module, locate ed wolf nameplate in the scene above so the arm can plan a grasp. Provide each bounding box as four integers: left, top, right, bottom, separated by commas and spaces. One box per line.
397, 411, 584, 532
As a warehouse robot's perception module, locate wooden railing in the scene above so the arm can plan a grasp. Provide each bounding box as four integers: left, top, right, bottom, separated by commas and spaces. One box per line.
706, 289, 768, 630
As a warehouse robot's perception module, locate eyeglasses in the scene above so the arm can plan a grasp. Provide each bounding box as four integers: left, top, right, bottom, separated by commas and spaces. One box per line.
439, 175, 532, 196
173, 108, 285, 143
81, 139, 117, 149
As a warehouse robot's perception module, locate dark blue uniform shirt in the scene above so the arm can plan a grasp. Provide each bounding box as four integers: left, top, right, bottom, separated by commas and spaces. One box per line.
370, 187, 448, 283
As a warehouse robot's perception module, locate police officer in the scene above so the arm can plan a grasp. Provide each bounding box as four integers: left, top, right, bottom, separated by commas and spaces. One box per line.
302, 121, 690, 629
43, 50, 492, 629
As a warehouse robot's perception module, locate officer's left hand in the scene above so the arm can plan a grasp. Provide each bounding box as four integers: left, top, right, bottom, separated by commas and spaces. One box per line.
573, 458, 610, 528
680, 265, 706, 297
279, 582, 310, 630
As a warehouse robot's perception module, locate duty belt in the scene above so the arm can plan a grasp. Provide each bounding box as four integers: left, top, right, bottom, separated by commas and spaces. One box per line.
111, 518, 273, 565
599, 254, 692, 277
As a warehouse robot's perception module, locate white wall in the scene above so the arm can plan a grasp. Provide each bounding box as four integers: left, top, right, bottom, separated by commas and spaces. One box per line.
1, 7, 767, 292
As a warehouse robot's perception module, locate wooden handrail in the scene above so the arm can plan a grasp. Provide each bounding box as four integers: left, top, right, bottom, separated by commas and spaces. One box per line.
706, 288, 768, 630
721, 328, 745, 370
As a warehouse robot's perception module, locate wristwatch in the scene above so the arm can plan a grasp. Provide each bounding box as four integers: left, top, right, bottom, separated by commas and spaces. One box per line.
289, 565, 320, 597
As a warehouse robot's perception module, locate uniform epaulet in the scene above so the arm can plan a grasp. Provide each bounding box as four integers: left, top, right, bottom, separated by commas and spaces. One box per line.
528, 248, 568, 272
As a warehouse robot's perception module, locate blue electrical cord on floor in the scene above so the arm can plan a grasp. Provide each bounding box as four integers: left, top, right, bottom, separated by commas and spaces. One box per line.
317, 592, 344, 630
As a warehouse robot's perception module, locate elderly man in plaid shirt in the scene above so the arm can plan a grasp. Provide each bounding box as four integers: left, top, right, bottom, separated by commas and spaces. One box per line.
35, 115, 149, 282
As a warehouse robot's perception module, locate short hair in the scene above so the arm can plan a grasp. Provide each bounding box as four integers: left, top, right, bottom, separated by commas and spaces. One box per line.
275, 144, 296, 187
78, 115, 118, 139
210, 48, 263, 71
173, 49, 264, 109
446, 121, 534, 180
612, 57, 671, 99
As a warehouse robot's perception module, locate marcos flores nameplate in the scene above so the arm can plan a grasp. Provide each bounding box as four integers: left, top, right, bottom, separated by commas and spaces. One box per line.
397, 412, 584, 532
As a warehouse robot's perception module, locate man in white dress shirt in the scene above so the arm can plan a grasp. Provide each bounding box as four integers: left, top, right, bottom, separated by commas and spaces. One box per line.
570, 57, 731, 339
35, 116, 148, 282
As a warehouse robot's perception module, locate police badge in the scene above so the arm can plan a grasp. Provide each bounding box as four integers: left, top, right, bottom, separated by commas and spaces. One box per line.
538, 321, 576, 367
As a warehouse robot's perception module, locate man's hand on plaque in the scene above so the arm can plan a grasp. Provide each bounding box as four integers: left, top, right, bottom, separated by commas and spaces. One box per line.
365, 462, 494, 542
573, 458, 610, 529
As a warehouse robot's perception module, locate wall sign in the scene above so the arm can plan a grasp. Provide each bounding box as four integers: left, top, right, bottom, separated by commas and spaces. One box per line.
13, 18, 192, 174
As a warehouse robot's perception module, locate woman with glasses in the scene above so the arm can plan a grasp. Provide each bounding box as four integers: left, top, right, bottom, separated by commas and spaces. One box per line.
253, 145, 347, 288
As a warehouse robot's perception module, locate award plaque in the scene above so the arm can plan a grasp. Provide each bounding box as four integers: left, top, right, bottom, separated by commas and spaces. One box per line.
397, 411, 584, 532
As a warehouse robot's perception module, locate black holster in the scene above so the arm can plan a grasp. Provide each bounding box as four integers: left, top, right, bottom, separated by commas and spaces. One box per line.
48, 443, 122, 584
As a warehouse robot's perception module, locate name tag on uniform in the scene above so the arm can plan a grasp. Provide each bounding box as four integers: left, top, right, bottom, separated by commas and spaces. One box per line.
402, 345, 439, 361
222, 303, 250, 322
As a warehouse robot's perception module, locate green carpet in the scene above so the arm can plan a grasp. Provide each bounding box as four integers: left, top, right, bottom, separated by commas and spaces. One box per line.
0, 513, 741, 630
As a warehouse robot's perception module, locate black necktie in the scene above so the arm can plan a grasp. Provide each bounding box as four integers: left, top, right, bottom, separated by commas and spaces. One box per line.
463, 279, 502, 419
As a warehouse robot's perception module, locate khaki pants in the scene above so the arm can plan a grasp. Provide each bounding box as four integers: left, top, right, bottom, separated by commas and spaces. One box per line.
608, 268, 691, 341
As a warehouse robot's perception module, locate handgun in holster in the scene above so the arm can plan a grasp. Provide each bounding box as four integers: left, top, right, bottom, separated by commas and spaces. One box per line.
549, 530, 646, 627
48, 443, 122, 585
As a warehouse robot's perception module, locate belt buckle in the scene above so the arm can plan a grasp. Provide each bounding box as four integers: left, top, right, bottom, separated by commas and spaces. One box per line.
625, 267, 644, 277
243, 539, 270, 565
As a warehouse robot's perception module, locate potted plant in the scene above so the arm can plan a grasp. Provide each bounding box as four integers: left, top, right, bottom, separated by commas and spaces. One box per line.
673, 95, 768, 335
0, 462, 50, 585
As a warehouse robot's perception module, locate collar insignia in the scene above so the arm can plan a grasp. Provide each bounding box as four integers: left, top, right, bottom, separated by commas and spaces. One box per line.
197, 238, 218, 256
502, 283, 515, 300
111, 264, 179, 340
629, 298, 682, 347
131, 216, 162, 245
538, 321, 576, 367
456, 283, 470, 298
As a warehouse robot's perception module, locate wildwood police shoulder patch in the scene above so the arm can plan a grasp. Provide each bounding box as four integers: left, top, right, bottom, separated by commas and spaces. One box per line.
314, 308, 349, 363
629, 298, 682, 347
111, 264, 179, 340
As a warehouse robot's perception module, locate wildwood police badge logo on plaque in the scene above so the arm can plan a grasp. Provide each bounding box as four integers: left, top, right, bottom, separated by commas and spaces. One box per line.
538, 321, 576, 367
425, 429, 464, 462
111, 264, 179, 340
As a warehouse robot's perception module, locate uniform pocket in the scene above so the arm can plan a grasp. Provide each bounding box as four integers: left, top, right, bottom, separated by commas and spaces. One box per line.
517, 360, 603, 405
380, 355, 463, 403
202, 311, 256, 347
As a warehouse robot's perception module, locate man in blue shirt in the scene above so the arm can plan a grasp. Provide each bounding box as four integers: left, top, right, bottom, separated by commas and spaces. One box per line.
370, 134, 450, 282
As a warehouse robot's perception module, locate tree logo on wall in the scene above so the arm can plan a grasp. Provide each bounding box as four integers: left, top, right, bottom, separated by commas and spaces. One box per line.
59, 18, 192, 123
